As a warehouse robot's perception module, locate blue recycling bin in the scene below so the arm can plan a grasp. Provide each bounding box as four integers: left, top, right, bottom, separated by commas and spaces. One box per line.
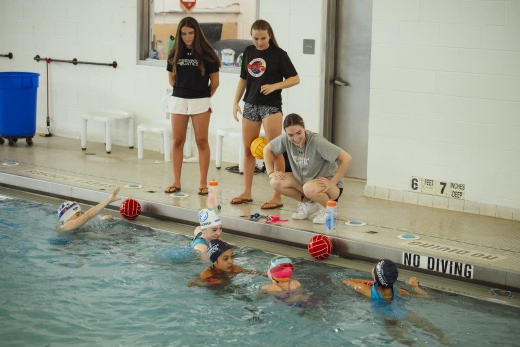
0, 71, 40, 146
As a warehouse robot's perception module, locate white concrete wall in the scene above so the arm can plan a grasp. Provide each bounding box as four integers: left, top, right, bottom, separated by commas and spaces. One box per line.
0, 0, 323, 168
368, 0, 520, 219
2, 0, 518, 218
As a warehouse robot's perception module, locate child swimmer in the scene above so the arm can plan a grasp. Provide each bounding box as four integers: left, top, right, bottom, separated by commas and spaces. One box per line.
260, 256, 321, 308
57, 185, 121, 233
188, 239, 264, 286
190, 208, 223, 261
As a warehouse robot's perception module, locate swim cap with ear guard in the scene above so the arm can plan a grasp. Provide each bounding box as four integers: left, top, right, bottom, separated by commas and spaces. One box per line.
374, 259, 399, 288
58, 201, 81, 223
198, 208, 221, 229
207, 239, 231, 263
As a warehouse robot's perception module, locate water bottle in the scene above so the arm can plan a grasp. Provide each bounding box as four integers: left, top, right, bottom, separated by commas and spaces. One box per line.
168, 35, 175, 56
207, 179, 219, 209
325, 200, 337, 232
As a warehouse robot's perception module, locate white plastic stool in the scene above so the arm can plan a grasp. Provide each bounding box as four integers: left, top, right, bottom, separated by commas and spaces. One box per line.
137, 120, 172, 161
81, 109, 135, 154
216, 127, 265, 173
136, 94, 194, 162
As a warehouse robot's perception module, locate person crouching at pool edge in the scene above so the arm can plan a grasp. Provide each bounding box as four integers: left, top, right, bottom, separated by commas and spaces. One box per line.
56, 185, 121, 233
190, 208, 223, 261
188, 239, 265, 287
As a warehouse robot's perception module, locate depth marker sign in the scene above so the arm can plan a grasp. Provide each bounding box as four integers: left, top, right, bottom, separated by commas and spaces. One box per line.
402, 252, 474, 279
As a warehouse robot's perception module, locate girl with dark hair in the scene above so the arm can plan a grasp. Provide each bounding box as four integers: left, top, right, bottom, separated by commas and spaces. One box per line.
263, 113, 352, 224
231, 19, 300, 210
164, 17, 221, 196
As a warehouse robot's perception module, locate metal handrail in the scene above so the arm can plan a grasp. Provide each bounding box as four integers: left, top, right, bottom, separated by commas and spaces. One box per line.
33, 55, 117, 68
1, 52, 13, 59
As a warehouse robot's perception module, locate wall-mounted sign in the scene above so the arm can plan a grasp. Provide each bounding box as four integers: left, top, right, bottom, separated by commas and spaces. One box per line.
409, 177, 466, 200
180, 0, 196, 13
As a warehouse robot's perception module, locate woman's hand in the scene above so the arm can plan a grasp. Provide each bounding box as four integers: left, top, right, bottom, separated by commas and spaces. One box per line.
260, 84, 276, 95
268, 171, 286, 180
315, 177, 332, 192
233, 104, 242, 122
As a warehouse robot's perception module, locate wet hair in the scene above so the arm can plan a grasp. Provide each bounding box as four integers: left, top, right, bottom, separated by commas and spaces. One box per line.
283, 113, 306, 130
167, 16, 221, 76
250, 19, 279, 47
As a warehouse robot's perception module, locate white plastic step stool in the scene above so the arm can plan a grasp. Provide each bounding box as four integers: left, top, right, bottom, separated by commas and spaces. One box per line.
81, 109, 134, 154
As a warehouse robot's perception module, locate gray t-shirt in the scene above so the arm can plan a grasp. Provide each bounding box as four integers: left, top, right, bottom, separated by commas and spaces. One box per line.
270, 130, 344, 189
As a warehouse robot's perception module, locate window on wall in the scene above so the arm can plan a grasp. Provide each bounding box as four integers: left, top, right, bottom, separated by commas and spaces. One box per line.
140, 0, 258, 68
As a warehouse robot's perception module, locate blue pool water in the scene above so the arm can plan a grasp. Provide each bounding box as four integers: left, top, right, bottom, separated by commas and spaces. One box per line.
1, 197, 519, 346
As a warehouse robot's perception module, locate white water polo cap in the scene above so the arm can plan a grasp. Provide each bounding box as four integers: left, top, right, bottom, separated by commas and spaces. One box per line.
198, 208, 221, 229
58, 201, 82, 223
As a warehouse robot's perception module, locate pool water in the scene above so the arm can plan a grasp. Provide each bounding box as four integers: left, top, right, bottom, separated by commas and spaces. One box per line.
1, 198, 519, 346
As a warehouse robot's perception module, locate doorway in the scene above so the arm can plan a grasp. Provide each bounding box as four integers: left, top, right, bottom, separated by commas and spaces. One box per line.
327, 0, 373, 180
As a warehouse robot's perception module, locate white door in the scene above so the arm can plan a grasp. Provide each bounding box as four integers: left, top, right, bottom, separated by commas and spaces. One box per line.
330, 0, 372, 180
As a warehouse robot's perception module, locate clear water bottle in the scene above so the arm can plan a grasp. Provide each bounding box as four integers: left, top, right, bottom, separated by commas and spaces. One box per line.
325, 200, 337, 232
207, 179, 219, 209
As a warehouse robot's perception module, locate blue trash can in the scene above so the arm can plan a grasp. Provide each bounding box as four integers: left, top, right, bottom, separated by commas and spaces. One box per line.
0, 71, 40, 146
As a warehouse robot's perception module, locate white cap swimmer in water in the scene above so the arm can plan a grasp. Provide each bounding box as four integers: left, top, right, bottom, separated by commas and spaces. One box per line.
58, 201, 82, 223
198, 208, 221, 229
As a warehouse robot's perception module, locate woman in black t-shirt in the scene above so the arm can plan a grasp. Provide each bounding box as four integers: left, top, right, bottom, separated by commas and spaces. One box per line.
165, 17, 221, 196
231, 19, 300, 209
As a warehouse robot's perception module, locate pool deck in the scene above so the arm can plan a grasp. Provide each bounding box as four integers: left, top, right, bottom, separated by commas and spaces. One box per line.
1, 135, 519, 307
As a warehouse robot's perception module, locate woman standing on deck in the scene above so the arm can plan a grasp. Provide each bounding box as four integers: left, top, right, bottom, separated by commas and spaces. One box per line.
164, 16, 221, 196
230, 19, 300, 210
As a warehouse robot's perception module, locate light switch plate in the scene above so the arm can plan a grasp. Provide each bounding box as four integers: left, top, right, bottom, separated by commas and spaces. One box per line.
303, 39, 315, 54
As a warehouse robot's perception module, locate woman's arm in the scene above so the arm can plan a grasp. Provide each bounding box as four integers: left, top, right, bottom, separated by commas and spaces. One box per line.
328, 150, 352, 186
168, 71, 175, 87
208, 71, 219, 97
232, 78, 247, 122
259, 75, 300, 95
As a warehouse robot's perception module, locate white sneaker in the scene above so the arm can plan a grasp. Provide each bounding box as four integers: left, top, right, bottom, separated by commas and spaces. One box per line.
292, 201, 319, 220
313, 206, 326, 224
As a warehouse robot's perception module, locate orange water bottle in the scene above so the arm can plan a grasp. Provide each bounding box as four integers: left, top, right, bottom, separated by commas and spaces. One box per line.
325, 200, 337, 232
207, 179, 219, 209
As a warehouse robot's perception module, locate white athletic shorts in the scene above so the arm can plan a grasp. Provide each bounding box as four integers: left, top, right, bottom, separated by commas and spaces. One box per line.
168, 96, 212, 115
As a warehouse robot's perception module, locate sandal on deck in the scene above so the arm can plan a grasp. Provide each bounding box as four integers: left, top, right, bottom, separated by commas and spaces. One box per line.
230, 197, 253, 204
164, 185, 181, 194
198, 187, 209, 196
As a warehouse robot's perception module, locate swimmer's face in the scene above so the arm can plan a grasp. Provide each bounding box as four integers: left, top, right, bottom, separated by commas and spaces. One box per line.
203, 224, 223, 241
214, 249, 234, 272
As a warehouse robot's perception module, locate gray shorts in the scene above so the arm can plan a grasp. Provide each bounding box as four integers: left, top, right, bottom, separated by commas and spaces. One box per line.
242, 103, 282, 122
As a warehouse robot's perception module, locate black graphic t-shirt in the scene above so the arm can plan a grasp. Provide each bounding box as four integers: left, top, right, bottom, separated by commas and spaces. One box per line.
166, 50, 220, 99
239, 44, 298, 107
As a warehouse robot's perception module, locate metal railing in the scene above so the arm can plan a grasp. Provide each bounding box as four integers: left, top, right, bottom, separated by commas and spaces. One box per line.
33, 55, 117, 68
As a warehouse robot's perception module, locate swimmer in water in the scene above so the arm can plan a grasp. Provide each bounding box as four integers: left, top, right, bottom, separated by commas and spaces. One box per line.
188, 240, 263, 286
260, 256, 321, 308
190, 208, 223, 261
56, 185, 121, 233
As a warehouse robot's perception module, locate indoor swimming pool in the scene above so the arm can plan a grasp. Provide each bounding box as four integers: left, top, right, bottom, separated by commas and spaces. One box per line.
1, 196, 519, 346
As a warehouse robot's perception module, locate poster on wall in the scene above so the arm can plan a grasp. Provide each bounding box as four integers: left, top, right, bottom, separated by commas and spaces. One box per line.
180, 0, 196, 13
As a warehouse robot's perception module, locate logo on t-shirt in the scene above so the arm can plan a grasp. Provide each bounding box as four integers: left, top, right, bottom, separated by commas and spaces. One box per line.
248, 58, 266, 77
